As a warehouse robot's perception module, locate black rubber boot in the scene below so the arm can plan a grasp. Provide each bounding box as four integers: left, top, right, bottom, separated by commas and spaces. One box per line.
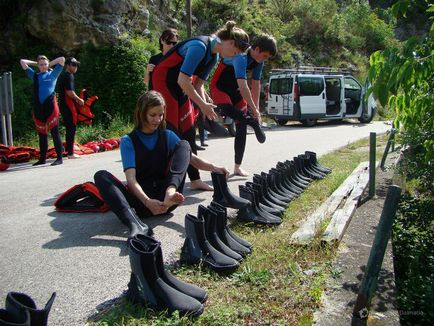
0, 309, 29, 326
245, 183, 283, 217
208, 201, 253, 251
199, 205, 243, 262
274, 163, 305, 193
180, 213, 240, 272
252, 175, 288, 208
249, 182, 285, 214
5, 292, 56, 326
211, 172, 250, 209
238, 185, 282, 225
119, 208, 153, 238
294, 156, 323, 180
282, 161, 310, 187
244, 112, 266, 143
133, 234, 208, 303
299, 154, 328, 177
305, 151, 332, 173
127, 236, 204, 317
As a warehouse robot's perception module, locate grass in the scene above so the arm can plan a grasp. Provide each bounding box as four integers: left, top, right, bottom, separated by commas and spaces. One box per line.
88, 134, 388, 325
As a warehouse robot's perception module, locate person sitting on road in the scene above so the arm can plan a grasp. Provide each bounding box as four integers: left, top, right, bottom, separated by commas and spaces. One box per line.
20, 55, 65, 166
210, 34, 277, 176
94, 90, 229, 224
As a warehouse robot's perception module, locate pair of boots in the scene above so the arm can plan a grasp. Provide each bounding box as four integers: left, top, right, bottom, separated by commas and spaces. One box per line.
181, 202, 252, 272
0, 292, 56, 326
127, 234, 207, 317
211, 172, 250, 209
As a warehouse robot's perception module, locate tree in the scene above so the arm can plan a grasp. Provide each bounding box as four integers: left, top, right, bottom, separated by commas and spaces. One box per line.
368, 0, 433, 192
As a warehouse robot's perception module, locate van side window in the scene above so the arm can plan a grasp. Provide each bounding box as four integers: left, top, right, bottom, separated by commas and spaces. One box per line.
269, 78, 293, 95
298, 77, 324, 96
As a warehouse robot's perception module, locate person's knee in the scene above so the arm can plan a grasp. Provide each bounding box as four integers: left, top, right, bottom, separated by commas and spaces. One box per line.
94, 170, 111, 186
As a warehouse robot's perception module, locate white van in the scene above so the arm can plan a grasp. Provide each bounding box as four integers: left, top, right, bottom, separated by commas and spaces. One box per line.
266, 66, 376, 126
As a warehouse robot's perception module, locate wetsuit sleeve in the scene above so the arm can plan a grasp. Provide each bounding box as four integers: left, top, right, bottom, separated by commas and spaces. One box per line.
51, 64, 63, 80
64, 73, 74, 91
25, 67, 35, 79
233, 54, 248, 80
166, 130, 181, 152
120, 135, 136, 171
179, 42, 207, 77
251, 61, 264, 80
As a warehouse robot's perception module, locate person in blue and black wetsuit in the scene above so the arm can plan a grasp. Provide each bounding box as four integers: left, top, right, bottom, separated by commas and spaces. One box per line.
94, 91, 229, 224
210, 34, 277, 176
20, 55, 65, 166
151, 21, 250, 191
143, 28, 178, 89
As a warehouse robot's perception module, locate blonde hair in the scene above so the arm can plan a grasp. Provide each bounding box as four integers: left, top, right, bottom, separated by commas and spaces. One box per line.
36, 55, 49, 62
215, 21, 250, 52
134, 91, 166, 130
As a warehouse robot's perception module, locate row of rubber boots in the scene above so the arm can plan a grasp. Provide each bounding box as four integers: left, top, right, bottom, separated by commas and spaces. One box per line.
236, 151, 332, 225
0, 292, 56, 326
181, 201, 253, 273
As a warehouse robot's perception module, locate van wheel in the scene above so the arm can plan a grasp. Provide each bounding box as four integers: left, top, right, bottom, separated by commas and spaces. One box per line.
358, 110, 374, 123
276, 119, 288, 126
302, 119, 317, 127
227, 121, 236, 137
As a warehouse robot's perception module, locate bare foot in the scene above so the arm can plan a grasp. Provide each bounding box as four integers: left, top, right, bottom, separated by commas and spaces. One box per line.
163, 191, 184, 208
68, 154, 81, 159
190, 179, 213, 191
234, 166, 249, 177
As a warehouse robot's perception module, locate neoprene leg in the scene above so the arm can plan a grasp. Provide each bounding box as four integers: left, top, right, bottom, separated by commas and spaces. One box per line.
50, 125, 64, 159
181, 127, 200, 181
234, 122, 247, 165
166, 140, 191, 192
60, 105, 76, 155
37, 132, 48, 162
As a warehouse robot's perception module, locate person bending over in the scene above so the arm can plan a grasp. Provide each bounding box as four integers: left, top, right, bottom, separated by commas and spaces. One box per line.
151, 20, 250, 191
94, 91, 229, 224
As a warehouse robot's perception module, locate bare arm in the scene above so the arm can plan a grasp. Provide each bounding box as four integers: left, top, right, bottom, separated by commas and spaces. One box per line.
251, 79, 261, 109
178, 73, 217, 120
49, 57, 65, 67
20, 59, 37, 70
190, 154, 229, 178
237, 79, 259, 118
66, 90, 84, 106
143, 63, 155, 87
125, 168, 167, 215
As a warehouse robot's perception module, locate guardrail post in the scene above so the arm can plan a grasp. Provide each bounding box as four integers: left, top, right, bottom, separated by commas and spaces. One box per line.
380, 129, 396, 170
353, 185, 402, 319
369, 132, 376, 198
0, 72, 14, 146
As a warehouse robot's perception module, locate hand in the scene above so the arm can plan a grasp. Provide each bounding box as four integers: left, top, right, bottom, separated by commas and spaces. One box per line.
147, 63, 155, 72
201, 102, 218, 120
145, 198, 167, 215
77, 98, 85, 106
250, 108, 262, 124
213, 166, 230, 179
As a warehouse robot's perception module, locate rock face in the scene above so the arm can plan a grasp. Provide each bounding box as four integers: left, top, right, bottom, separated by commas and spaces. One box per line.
0, 0, 171, 63
25, 0, 150, 50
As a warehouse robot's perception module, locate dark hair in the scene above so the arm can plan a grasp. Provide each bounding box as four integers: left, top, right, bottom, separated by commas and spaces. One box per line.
215, 21, 250, 52
159, 28, 178, 51
251, 34, 277, 57
134, 91, 166, 130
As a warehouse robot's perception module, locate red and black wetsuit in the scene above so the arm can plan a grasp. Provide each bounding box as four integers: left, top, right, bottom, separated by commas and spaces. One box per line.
151, 36, 217, 181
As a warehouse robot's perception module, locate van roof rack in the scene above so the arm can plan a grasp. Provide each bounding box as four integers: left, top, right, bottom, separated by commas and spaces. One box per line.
270, 66, 355, 76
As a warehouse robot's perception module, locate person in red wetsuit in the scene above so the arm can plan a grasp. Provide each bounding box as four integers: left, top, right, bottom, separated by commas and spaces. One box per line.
151, 21, 250, 191
57, 57, 85, 159
20, 55, 65, 166
144, 28, 179, 89
210, 34, 277, 176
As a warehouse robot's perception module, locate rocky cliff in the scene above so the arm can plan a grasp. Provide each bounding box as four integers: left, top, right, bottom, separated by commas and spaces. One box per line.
0, 0, 172, 64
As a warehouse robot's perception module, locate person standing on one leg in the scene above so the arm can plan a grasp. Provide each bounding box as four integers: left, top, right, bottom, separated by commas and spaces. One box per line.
152, 21, 250, 191
20, 55, 65, 166
210, 34, 277, 176
94, 91, 228, 234
57, 57, 84, 159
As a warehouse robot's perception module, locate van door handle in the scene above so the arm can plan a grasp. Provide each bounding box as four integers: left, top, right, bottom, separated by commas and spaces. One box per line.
322, 93, 325, 99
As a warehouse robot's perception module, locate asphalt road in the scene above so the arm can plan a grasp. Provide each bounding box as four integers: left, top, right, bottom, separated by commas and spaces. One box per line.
0, 120, 390, 325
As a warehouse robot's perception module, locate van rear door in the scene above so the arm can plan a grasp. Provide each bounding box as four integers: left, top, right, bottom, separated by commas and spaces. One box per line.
298, 75, 326, 118
267, 75, 294, 118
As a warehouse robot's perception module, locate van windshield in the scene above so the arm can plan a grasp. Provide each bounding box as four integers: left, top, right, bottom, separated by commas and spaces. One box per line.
269, 78, 293, 95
